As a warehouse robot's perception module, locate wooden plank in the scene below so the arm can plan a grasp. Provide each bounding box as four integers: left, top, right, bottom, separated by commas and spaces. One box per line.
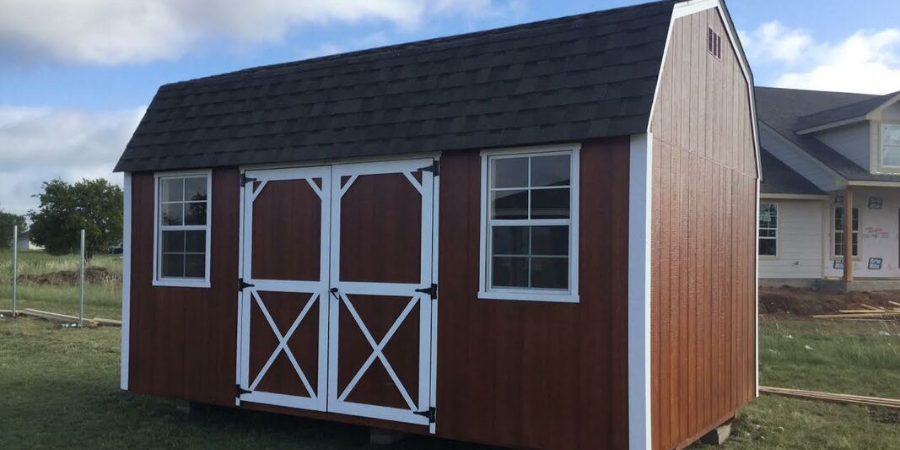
760, 386, 900, 410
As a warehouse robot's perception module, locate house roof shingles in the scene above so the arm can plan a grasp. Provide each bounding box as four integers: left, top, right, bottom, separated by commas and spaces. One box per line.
755, 86, 900, 183
115, 0, 677, 172
759, 148, 825, 195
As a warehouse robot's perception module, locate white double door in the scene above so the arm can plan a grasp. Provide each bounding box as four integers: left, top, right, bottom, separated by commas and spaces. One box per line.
237, 159, 436, 426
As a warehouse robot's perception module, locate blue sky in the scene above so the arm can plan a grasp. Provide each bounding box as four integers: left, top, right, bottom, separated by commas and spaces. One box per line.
1, 0, 899, 213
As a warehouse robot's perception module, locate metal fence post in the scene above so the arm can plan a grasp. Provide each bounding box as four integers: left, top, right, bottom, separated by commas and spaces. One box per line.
79, 229, 85, 327
12, 225, 17, 317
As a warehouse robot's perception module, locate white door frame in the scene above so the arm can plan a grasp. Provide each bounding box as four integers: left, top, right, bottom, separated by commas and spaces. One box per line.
238, 166, 331, 411
326, 158, 436, 426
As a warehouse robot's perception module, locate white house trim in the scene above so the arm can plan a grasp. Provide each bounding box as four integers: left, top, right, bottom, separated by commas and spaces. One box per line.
796, 117, 867, 135
120, 173, 132, 391
628, 133, 653, 450
151, 170, 213, 289
760, 193, 829, 200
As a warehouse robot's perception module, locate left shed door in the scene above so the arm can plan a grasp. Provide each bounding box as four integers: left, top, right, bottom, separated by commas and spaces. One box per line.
238, 167, 331, 411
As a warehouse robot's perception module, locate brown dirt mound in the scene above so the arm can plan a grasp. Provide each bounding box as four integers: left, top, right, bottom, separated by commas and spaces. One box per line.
17, 267, 122, 287
760, 286, 900, 316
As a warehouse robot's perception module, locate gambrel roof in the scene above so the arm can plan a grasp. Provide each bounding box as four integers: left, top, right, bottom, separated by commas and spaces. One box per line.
115, 0, 677, 172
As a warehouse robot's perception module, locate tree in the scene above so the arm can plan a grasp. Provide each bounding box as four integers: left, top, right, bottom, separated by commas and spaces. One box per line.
0, 211, 27, 250
29, 179, 123, 259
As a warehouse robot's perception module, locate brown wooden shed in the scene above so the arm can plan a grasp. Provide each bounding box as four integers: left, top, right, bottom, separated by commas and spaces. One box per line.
114, 1, 759, 449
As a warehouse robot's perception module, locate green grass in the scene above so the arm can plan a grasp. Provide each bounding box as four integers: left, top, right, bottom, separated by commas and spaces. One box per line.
0, 250, 122, 319
1, 315, 899, 449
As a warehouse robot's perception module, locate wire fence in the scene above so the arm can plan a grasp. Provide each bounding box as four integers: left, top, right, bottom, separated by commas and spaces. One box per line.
1, 227, 123, 326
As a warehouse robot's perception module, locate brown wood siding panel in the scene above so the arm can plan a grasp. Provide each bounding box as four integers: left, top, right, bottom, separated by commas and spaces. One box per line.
649, 8, 758, 450
128, 168, 240, 406
436, 138, 630, 450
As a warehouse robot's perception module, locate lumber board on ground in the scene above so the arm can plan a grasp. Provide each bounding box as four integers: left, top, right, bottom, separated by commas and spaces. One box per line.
20, 309, 98, 327
760, 386, 900, 410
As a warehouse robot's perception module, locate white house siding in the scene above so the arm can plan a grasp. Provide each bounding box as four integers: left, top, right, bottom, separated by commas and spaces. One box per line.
759, 199, 825, 279
823, 187, 900, 278
759, 124, 845, 192
815, 122, 870, 171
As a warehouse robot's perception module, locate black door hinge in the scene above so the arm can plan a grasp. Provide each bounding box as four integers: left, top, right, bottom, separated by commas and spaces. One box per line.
418, 161, 440, 177
241, 173, 258, 187
414, 407, 436, 423
236, 384, 252, 397
239, 278, 255, 292
415, 283, 437, 299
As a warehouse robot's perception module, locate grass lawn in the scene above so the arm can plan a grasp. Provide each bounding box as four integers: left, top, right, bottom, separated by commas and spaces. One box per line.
0, 250, 122, 320
0, 315, 898, 449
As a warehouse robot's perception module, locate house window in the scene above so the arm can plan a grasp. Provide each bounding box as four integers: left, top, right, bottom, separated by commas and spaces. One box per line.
834, 206, 859, 258
479, 146, 579, 303
882, 124, 900, 167
154, 173, 212, 287
758, 203, 778, 256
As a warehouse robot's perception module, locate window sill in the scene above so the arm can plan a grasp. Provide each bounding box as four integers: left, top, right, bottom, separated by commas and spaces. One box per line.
478, 290, 579, 304
153, 279, 211, 289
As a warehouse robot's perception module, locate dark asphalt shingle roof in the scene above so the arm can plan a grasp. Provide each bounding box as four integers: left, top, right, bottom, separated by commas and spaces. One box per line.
755, 86, 900, 182
115, 0, 677, 172
759, 148, 825, 195
796, 90, 900, 132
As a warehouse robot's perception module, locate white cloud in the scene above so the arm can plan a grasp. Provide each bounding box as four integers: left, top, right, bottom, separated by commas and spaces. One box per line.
0, 106, 142, 214
742, 21, 900, 95
0, 0, 515, 65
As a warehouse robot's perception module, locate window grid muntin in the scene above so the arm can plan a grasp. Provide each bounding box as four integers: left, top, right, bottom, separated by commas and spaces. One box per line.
487, 151, 573, 292
882, 124, 900, 167
758, 203, 778, 256
834, 206, 859, 258
157, 174, 210, 281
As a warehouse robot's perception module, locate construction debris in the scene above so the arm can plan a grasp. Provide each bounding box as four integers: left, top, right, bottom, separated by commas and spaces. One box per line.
760, 386, 900, 410
812, 303, 900, 320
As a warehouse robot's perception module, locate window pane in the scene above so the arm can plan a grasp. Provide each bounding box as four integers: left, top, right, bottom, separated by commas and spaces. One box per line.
491, 157, 528, 189
186, 230, 206, 253
161, 178, 184, 202
883, 147, 900, 167
884, 124, 900, 146
185, 202, 207, 225
531, 226, 568, 256
530, 257, 568, 289
759, 239, 776, 256
492, 190, 528, 219
162, 230, 185, 253
184, 177, 208, 201
492, 226, 528, 255
492, 257, 528, 288
185, 254, 206, 278
531, 188, 570, 219
162, 254, 185, 278
531, 154, 570, 188
161, 203, 184, 226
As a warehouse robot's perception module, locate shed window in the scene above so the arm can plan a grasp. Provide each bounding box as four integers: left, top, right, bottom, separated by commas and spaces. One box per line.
154, 173, 212, 288
834, 206, 859, 258
758, 203, 778, 256
882, 124, 900, 167
479, 146, 579, 303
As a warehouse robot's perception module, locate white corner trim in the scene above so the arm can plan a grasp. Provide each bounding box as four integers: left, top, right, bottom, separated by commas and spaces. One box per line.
628, 133, 653, 450
121, 173, 132, 391
755, 178, 760, 398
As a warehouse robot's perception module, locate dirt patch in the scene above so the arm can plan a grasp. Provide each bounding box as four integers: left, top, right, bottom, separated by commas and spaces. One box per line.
760, 286, 900, 316
17, 267, 122, 287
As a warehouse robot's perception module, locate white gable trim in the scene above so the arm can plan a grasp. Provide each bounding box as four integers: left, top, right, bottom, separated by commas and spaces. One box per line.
121, 173, 132, 391
647, 0, 762, 180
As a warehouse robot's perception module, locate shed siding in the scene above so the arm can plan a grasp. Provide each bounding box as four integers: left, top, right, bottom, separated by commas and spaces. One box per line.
648, 8, 757, 450
815, 122, 870, 171
437, 138, 630, 450
128, 169, 240, 406
758, 200, 825, 280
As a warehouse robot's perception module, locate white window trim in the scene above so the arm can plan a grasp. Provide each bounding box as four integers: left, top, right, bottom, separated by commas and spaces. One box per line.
831, 205, 860, 260
152, 170, 213, 288
477, 144, 580, 303
879, 122, 900, 169
758, 202, 779, 260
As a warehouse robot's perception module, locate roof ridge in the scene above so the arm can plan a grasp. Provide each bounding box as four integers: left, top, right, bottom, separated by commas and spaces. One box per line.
755, 85, 879, 99
167, 0, 676, 87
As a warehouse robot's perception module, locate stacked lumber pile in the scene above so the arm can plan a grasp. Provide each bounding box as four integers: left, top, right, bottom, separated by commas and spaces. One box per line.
812, 302, 900, 320
761, 386, 900, 410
